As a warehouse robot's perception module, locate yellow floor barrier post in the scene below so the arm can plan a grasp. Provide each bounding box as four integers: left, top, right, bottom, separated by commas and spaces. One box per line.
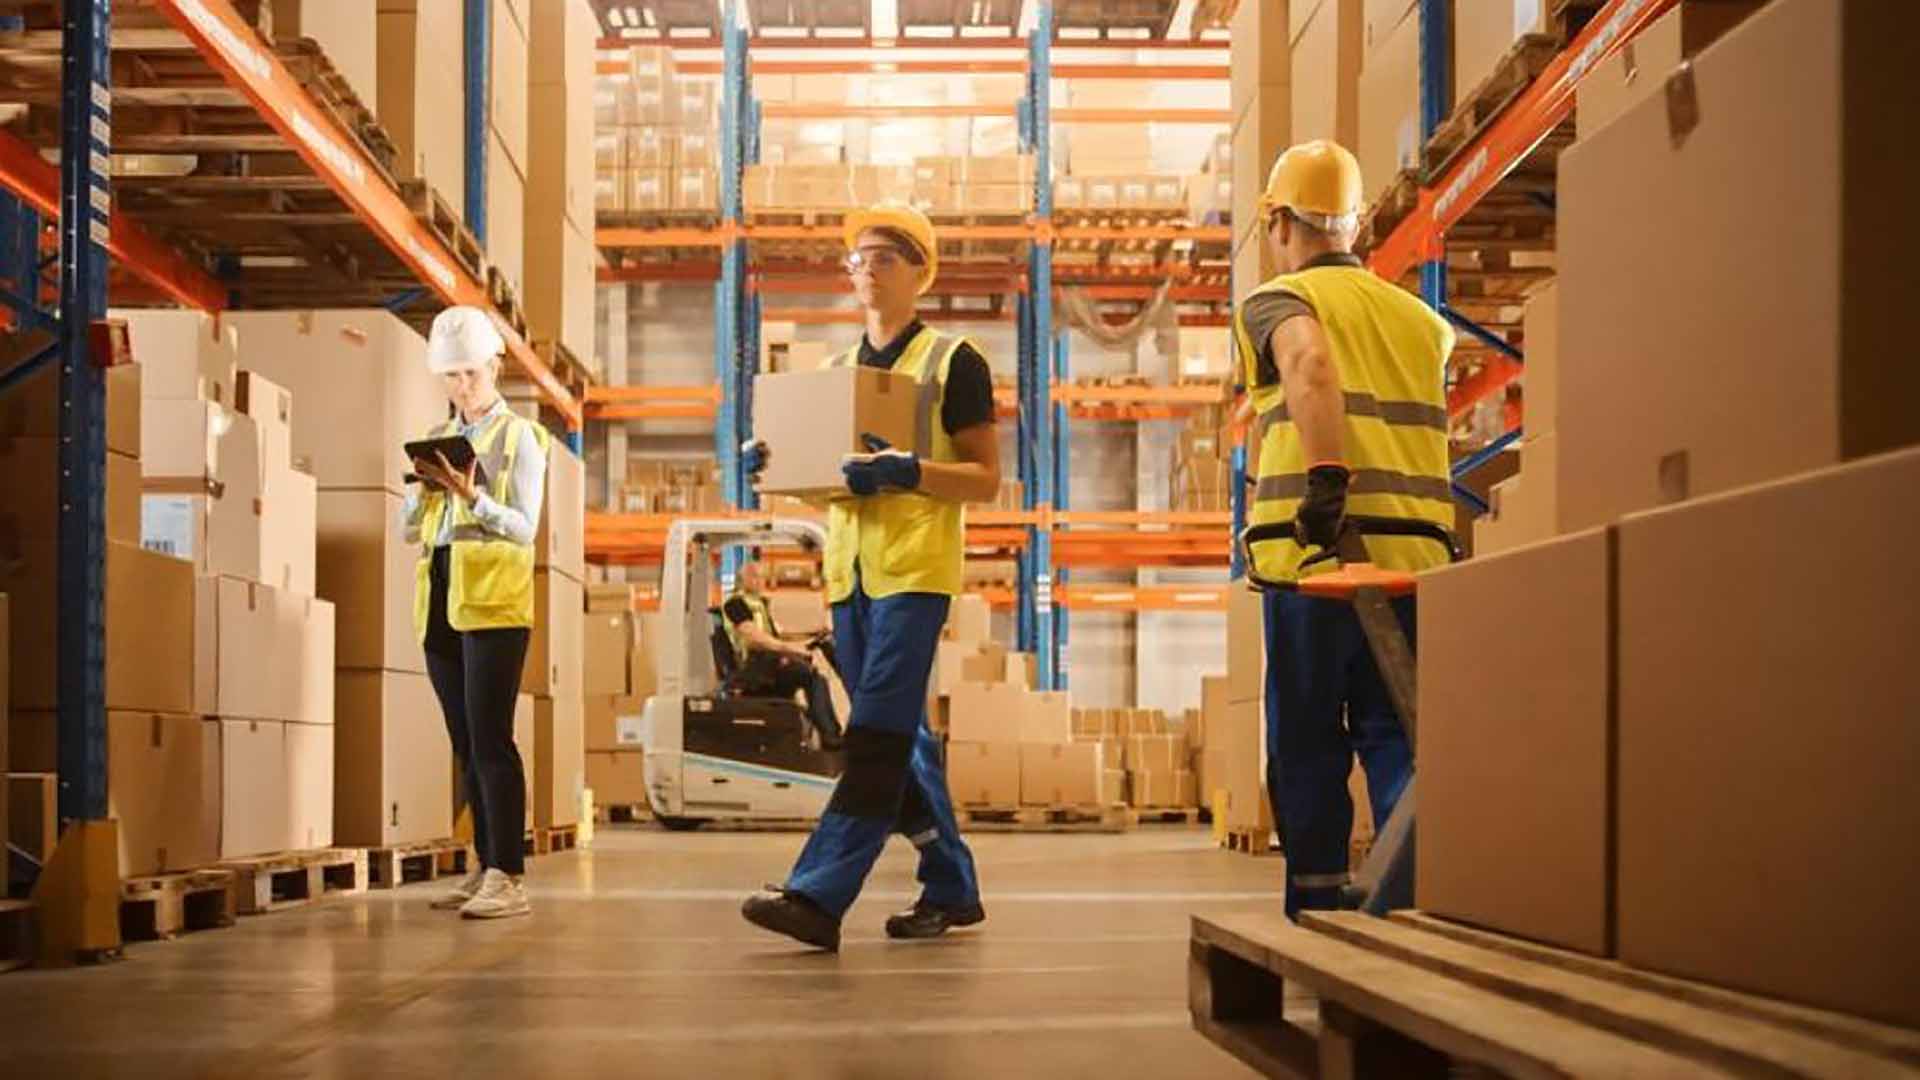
31, 818, 121, 967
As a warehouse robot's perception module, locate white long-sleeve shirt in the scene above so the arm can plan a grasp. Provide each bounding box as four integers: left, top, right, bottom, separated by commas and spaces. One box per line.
401, 398, 547, 547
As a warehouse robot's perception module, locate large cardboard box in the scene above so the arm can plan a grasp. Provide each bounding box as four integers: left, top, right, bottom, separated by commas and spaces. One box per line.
1124, 734, 1183, 774
1291, 0, 1364, 149
1214, 699, 1270, 831
1452, 0, 1550, 107
751, 366, 922, 496
947, 741, 1021, 806
317, 488, 423, 674
1230, 0, 1290, 128
489, 0, 529, 173
524, 570, 585, 696
533, 693, 583, 828
1130, 768, 1179, 809
221, 311, 444, 494
0, 436, 140, 548
220, 718, 289, 859
584, 610, 631, 697
140, 405, 265, 583
259, 465, 318, 597
1020, 742, 1105, 807
1019, 691, 1073, 744
1227, 583, 1264, 704
1521, 281, 1558, 438
377, 1, 467, 213
1357, 9, 1421, 208
586, 748, 648, 804
945, 682, 1027, 744
524, 219, 597, 365
1555, 0, 1920, 533
0, 335, 141, 456
943, 593, 991, 645
1363, 0, 1416, 58
487, 135, 528, 295
108, 711, 218, 875
528, 77, 595, 233
1616, 447, 1920, 1028
537, 442, 586, 583
767, 591, 828, 636
285, 721, 334, 850
3, 541, 194, 713
1418, 526, 1612, 956
271, 0, 377, 107
116, 308, 238, 405
1575, 0, 1767, 141
334, 669, 453, 847
195, 576, 336, 725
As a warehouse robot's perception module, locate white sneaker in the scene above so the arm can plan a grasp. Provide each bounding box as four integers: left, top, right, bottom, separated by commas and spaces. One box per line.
430, 867, 486, 910
459, 868, 531, 920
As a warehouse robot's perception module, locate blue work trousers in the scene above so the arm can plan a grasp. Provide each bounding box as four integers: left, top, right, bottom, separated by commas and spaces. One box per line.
1263, 589, 1416, 917
785, 583, 981, 920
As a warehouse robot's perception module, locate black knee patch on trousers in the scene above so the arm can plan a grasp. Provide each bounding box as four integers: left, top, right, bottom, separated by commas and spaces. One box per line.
827, 727, 916, 818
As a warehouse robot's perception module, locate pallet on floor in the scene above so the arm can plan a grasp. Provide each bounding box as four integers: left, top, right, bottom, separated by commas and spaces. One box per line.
593, 803, 654, 825
1189, 909, 1920, 1079
0, 899, 33, 974
365, 839, 468, 890
120, 868, 235, 942
532, 824, 580, 856
1130, 806, 1205, 826
1221, 826, 1279, 856
216, 849, 368, 916
958, 804, 1131, 833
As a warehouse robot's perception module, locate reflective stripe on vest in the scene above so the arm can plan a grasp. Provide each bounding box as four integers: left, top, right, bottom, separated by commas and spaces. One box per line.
1234, 265, 1455, 582
822, 328, 970, 604
410, 409, 548, 639
724, 591, 774, 665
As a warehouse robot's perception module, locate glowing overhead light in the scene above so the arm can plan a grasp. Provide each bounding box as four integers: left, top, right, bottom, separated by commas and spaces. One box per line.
1017, 0, 1036, 34
607, 6, 625, 26
1168, 0, 1197, 40
623, 6, 641, 26
871, 0, 899, 40
641, 7, 656, 27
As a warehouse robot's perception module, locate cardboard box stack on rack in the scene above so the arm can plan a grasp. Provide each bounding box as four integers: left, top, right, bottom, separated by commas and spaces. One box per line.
524, 0, 601, 376
1417, 0, 1919, 1028
1229, 0, 1289, 302
584, 586, 661, 815
379, 1, 467, 216
1208, 586, 1272, 842
1172, 413, 1232, 512
621, 458, 725, 514
595, 46, 721, 216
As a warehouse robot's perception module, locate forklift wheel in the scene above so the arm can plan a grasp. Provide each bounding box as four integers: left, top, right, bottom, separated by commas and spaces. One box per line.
656, 816, 708, 832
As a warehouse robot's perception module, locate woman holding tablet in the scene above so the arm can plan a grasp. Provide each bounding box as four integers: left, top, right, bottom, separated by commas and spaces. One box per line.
404, 306, 550, 919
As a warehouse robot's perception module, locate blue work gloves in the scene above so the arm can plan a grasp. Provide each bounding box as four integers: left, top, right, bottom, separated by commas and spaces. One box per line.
1294, 463, 1350, 549
842, 433, 921, 496
741, 438, 769, 478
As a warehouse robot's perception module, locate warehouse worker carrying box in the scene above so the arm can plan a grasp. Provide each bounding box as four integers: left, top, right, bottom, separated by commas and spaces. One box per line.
1232, 141, 1457, 918
738, 203, 1001, 951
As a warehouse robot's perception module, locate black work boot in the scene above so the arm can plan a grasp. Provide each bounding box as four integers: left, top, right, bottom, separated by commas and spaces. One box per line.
884, 899, 987, 940
741, 886, 841, 952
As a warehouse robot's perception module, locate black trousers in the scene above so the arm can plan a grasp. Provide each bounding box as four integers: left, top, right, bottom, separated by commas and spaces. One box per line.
423, 547, 531, 875
741, 651, 842, 749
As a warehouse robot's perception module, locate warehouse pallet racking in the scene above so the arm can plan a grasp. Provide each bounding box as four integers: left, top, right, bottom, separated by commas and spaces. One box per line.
0, 0, 578, 865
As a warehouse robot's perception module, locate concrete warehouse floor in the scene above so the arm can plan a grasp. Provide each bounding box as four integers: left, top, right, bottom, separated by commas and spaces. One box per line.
0, 827, 1276, 1078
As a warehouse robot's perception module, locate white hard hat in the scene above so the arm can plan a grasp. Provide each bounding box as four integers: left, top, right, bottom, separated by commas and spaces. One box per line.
426, 305, 506, 373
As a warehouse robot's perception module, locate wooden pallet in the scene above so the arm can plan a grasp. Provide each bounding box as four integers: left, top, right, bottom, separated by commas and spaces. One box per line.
399, 180, 489, 282
533, 825, 580, 856
1190, 909, 1920, 1079
1423, 33, 1565, 181
272, 38, 399, 183
217, 849, 368, 915
485, 265, 529, 339
1222, 826, 1280, 857
957, 804, 1132, 833
119, 868, 236, 942
593, 803, 655, 825
0, 899, 33, 974
365, 839, 469, 890
1356, 169, 1421, 257
1131, 807, 1205, 826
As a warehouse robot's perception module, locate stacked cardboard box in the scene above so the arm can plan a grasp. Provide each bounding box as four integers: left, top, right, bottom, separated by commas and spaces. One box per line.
377, 1, 468, 216
1418, 0, 1920, 1027
1291, 0, 1363, 150
585, 582, 660, 809
1356, 0, 1420, 210
1229, 0, 1289, 299
1471, 282, 1558, 555
523, 0, 599, 370
529, 445, 587, 830
1171, 418, 1233, 512
596, 46, 720, 214
622, 457, 725, 514
222, 310, 452, 849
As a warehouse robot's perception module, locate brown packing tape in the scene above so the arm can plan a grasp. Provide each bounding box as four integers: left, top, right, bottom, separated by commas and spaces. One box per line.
143, 475, 223, 498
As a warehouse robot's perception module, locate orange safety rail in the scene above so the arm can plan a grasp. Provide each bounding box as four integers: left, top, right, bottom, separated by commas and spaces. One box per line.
0, 129, 227, 312
149, 0, 579, 427
1052, 108, 1231, 124
586, 384, 722, 421
762, 103, 1018, 119
596, 35, 1230, 52
1058, 584, 1229, 611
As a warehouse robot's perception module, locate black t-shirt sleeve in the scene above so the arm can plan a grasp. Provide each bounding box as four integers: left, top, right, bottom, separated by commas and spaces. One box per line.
721, 596, 752, 625
939, 344, 997, 436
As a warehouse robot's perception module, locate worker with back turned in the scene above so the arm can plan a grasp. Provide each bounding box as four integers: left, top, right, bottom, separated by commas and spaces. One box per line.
738, 203, 1000, 951
722, 556, 844, 749
406, 306, 551, 920
1232, 141, 1456, 917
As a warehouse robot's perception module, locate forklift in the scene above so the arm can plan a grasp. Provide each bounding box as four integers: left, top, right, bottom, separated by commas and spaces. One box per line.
618, 517, 843, 829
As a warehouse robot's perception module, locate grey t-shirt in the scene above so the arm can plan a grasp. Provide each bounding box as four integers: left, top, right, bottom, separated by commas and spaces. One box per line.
1238, 252, 1365, 391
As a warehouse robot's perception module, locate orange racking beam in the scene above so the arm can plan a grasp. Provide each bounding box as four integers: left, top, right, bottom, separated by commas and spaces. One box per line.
1052, 107, 1231, 124
1057, 584, 1229, 611
1052, 223, 1232, 243
596, 226, 735, 248
598, 260, 725, 282
663, 60, 1228, 79
0, 129, 227, 312
597, 35, 1230, 52
585, 384, 721, 421
151, 0, 579, 427
762, 103, 1017, 119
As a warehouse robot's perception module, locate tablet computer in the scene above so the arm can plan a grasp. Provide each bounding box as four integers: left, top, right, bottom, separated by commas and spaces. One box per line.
403, 435, 488, 487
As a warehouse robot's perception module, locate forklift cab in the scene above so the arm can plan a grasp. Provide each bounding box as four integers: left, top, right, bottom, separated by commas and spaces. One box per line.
625, 517, 842, 827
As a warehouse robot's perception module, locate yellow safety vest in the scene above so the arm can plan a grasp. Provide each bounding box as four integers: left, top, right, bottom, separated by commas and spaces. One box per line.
823, 327, 972, 604
724, 589, 775, 665
409, 409, 550, 639
1232, 263, 1455, 582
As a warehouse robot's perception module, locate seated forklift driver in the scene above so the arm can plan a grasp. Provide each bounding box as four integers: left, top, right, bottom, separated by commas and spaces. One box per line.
737, 203, 999, 951
723, 559, 843, 749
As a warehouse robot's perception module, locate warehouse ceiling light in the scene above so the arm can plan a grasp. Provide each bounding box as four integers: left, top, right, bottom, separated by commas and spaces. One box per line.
870, 0, 899, 40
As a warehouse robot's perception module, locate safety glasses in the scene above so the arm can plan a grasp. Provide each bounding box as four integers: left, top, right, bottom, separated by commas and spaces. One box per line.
842, 247, 913, 276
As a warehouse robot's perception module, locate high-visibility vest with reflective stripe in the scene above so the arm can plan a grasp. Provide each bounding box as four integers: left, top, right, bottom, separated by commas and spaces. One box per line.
823, 328, 970, 604
723, 590, 775, 665
1233, 265, 1455, 582
409, 409, 550, 639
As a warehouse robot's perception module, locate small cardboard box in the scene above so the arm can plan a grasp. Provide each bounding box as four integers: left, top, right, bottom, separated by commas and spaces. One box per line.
584, 610, 631, 697
334, 669, 454, 847
1019, 691, 1073, 744
236, 369, 293, 481
943, 593, 991, 645
117, 308, 238, 405
587, 748, 648, 804
108, 710, 218, 875
945, 681, 1027, 744
1020, 742, 1105, 807
585, 583, 635, 614
533, 693, 584, 828
195, 576, 336, 725
947, 741, 1021, 806
1129, 768, 1178, 808
750, 366, 921, 496
219, 718, 288, 859
1124, 734, 1182, 774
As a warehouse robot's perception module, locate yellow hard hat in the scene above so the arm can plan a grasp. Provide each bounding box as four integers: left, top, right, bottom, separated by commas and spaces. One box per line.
843, 202, 939, 296
1258, 139, 1364, 232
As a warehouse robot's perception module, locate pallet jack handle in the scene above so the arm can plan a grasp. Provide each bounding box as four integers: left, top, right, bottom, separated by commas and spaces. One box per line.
1239, 516, 1462, 597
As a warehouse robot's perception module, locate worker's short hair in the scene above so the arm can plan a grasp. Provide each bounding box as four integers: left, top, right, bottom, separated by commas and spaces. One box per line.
861, 226, 928, 266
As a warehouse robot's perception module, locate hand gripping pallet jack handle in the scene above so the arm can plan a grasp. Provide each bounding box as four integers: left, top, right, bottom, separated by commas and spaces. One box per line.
1238, 515, 1461, 915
